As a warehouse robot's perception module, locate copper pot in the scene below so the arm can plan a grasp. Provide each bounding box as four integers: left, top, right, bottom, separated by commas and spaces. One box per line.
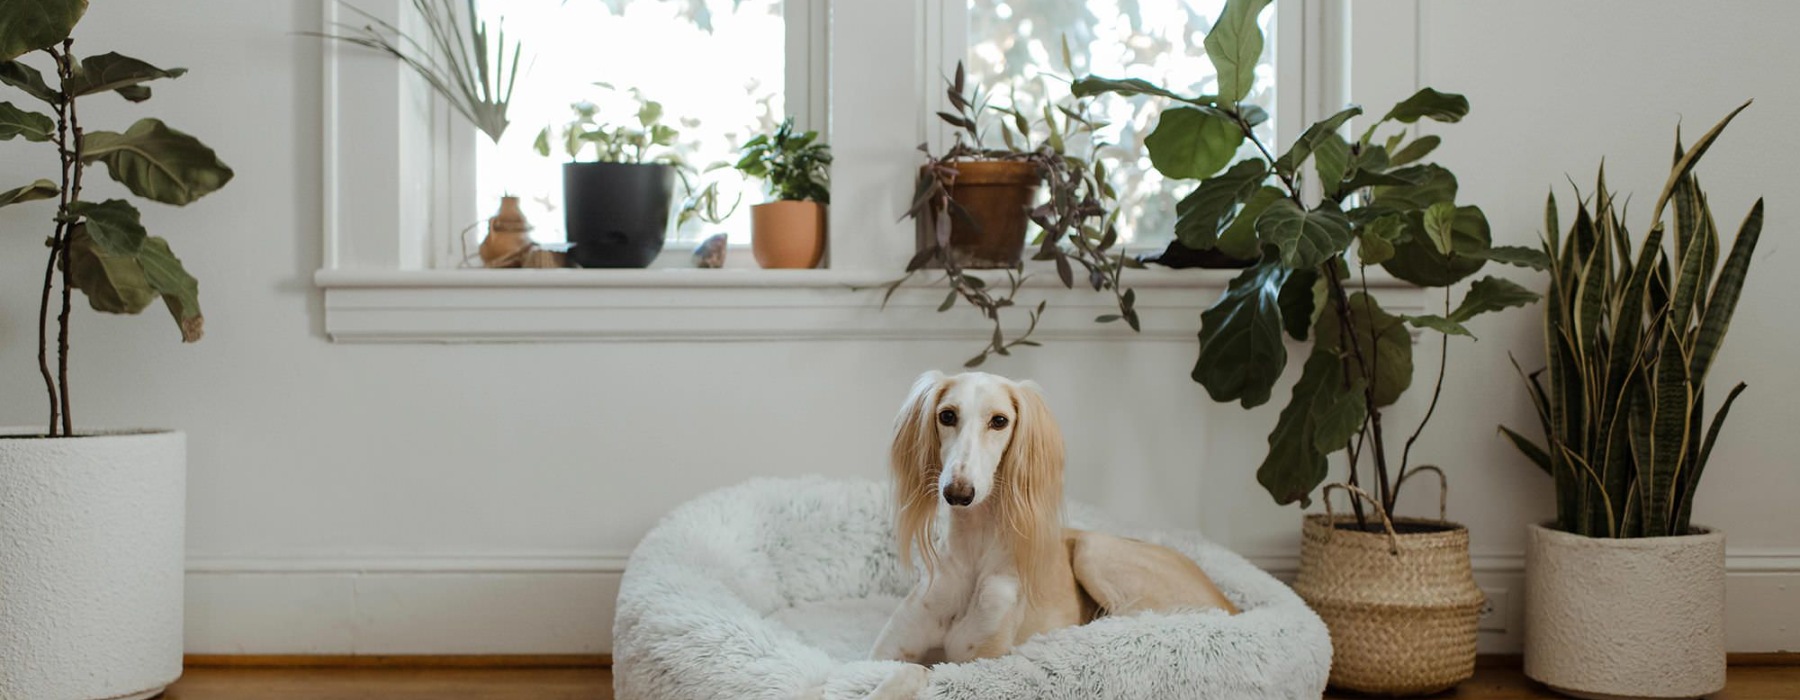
918, 160, 1040, 269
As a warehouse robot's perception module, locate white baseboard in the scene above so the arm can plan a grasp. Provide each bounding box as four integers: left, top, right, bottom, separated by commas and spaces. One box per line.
183, 550, 1799, 655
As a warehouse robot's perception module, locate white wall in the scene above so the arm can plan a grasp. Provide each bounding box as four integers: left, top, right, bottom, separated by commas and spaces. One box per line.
0, 0, 1793, 655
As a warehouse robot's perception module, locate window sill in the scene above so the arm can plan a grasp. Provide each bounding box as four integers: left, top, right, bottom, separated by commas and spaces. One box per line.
314, 268, 1425, 344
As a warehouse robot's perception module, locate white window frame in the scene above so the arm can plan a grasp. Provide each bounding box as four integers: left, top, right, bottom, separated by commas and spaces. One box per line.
315, 0, 1427, 343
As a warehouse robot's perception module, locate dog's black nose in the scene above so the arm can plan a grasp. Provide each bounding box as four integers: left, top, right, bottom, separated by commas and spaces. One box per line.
943, 481, 975, 506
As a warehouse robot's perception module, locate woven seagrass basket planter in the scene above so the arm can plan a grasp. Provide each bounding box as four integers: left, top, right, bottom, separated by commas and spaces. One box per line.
1292, 510, 1485, 695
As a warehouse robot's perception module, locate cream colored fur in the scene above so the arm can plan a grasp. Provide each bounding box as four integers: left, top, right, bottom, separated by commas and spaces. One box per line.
869, 371, 1237, 691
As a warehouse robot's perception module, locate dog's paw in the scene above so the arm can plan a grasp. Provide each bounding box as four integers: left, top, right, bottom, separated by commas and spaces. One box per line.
864, 663, 929, 700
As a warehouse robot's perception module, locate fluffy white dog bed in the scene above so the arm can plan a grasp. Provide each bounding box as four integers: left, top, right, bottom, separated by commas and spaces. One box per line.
613, 478, 1330, 699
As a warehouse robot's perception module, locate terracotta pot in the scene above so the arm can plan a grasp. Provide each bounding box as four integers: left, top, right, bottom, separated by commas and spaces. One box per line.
918, 160, 1040, 269
1524, 523, 1726, 700
1292, 485, 1483, 696
479, 196, 534, 268
751, 200, 826, 269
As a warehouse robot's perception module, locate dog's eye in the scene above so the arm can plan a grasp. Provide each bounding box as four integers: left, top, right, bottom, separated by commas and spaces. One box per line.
937, 409, 957, 426
989, 415, 1009, 430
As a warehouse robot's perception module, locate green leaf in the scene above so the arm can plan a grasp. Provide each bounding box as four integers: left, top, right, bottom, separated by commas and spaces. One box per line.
1371, 163, 1458, 211
137, 235, 204, 342
1277, 267, 1317, 341
1274, 107, 1362, 176
1194, 259, 1289, 409
1500, 425, 1553, 474
1257, 350, 1357, 507
1387, 135, 1441, 166
0, 100, 52, 141
1173, 158, 1268, 249
1422, 201, 1458, 256
1357, 215, 1403, 265
1405, 314, 1474, 338
1449, 275, 1540, 322
1314, 133, 1350, 197
81, 118, 234, 206
1217, 185, 1282, 259
64, 223, 156, 314
1474, 245, 1550, 270
65, 52, 186, 99
1311, 366, 1368, 455
0, 0, 87, 62
1690, 200, 1762, 384
1071, 75, 1210, 105
1145, 106, 1244, 180
1256, 199, 1353, 269
1381, 204, 1492, 287
1204, 0, 1273, 103
0, 60, 57, 103
68, 199, 147, 254
1380, 87, 1470, 124
0, 177, 56, 207
1316, 292, 1413, 406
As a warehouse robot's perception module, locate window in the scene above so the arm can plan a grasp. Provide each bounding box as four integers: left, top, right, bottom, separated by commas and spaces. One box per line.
964, 0, 1277, 248
469, 0, 806, 252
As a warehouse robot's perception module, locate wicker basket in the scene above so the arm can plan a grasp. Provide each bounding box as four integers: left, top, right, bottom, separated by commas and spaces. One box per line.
1291, 479, 1484, 696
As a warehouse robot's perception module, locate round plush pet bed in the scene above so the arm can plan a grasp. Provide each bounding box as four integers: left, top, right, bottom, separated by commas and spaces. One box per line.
613, 478, 1331, 699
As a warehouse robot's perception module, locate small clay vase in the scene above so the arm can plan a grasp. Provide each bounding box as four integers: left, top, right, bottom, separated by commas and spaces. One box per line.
479, 196, 534, 268
750, 201, 826, 269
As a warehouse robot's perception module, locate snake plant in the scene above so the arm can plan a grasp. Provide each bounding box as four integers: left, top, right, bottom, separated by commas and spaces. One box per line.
1503, 102, 1761, 539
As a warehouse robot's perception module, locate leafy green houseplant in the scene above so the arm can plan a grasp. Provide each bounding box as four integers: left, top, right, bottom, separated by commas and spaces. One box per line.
891, 57, 1140, 367
322, 0, 522, 145
1503, 103, 1757, 700
0, 2, 229, 698
534, 89, 698, 268
1075, 0, 1538, 693
736, 117, 831, 269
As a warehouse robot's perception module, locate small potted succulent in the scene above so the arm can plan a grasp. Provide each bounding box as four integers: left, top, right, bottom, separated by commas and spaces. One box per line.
535, 86, 691, 268
735, 117, 831, 269
887, 56, 1139, 367
1079, 0, 1545, 693
0, 1, 233, 698
1501, 102, 1759, 700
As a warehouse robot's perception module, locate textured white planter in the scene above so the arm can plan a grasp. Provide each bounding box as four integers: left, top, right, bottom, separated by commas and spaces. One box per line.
0, 430, 186, 700
1524, 522, 1725, 700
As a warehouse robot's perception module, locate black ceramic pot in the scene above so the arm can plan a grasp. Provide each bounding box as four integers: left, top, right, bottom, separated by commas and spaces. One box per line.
563, 162, 677, 268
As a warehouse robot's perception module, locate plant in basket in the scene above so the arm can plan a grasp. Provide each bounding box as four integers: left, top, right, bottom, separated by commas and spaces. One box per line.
887, 51, 1141, 368
1501, 102, 1760, 700
1076, 0, 1545, 693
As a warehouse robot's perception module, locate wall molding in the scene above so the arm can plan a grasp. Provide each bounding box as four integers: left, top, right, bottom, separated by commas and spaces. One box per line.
315, 268, 1427, 344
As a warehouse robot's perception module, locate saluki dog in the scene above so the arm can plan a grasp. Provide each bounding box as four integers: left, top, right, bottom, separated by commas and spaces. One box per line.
868, 371, 1236, 689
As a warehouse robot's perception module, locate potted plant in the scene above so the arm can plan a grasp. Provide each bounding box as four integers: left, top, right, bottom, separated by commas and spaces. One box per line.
885, 56, 1140, 367
0, 2, 233, 698
735, 117, 830, 269
1500, 102, 1759, 700
1078, 0, 1544, 693
535, 86, 691, 268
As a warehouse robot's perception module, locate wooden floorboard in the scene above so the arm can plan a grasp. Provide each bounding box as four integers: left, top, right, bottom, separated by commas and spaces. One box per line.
161, 665, 1800, 699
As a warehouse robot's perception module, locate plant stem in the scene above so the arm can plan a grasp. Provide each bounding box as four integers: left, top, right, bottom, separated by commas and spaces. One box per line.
1394, 286, 1453, 505
52, 40, 81, 436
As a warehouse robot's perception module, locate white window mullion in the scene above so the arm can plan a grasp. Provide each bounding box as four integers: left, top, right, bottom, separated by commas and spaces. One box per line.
825, 0, 927, 271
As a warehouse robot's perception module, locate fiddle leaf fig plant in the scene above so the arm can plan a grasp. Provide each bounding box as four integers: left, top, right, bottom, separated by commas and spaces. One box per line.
0, 0, 233, 436
1503, 102, 1760, 539
1078, 0, 1541, 519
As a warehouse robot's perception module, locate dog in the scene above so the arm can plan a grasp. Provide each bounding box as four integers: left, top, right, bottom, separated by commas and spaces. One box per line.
869, 370, 1237, 677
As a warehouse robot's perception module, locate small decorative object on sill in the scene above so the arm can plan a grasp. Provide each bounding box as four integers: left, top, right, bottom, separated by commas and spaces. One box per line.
692, 233, 729, 268
479, 196, 534, 268
521, 247, 567, 269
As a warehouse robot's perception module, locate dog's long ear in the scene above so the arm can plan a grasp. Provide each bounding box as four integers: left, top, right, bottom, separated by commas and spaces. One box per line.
999, 379, 1066, 605
892, 370, 946, 573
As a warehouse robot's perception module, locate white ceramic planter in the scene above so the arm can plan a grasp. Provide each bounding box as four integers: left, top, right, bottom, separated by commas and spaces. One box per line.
1524, 522, 1725, 700
0, 430, 186, 700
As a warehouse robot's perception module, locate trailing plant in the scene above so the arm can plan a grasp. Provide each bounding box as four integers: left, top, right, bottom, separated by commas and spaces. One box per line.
1502, 103, 1760, 539
1078, 0, 1544, 520
735, 117, 830, 204
0, 0, 233, 436
321, 0, 523, 144
889, 53, 1140, 368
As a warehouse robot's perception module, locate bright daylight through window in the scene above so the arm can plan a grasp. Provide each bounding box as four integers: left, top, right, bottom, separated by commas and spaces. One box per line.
967, 0, 1274, 247
474, 0, 785, 249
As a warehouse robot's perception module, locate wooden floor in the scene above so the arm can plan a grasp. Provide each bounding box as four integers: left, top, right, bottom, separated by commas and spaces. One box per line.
160, 664, 1800, 699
